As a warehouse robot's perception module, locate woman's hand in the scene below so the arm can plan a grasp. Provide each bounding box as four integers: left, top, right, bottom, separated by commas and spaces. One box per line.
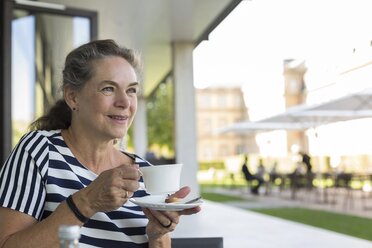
74, 163, 141, 217
142, 186, 201, 241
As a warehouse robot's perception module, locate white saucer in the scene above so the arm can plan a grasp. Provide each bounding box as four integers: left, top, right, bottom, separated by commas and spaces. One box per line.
129, 195, 203, 211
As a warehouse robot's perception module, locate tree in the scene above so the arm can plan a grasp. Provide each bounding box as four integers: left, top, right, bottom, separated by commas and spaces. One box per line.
146, 82, 174, 152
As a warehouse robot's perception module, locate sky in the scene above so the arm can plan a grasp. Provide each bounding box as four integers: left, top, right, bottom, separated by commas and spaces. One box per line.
194, 0, 372, 86
193, 0, 372, 157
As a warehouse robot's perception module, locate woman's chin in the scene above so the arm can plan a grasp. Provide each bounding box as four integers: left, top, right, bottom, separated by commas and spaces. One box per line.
110, 127, 128, 138
113, 132, 127, 140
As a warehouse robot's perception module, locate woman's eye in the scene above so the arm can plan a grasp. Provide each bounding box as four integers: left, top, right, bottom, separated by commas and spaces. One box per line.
127, 87, 138, 94
100, 86, 115, 95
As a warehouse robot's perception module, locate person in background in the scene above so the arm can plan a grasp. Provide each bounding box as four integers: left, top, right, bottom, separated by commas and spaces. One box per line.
0, 39, 200, 248
256, 158, 266, 182
267, 161, 282, 194
255, 158, 266, 194
269, 161, 279, 184
300, 151, 313, 175
299, 151, 314, 189
241, 155, 264, 195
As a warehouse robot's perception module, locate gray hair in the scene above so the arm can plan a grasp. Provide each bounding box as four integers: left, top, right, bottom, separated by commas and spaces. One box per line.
30, 39, 142, 131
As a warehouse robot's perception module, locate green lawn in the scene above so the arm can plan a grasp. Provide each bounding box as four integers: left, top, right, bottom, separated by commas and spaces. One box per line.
201, 190, 372, 241
201, 192, 245, 202
251, 207, 372, 241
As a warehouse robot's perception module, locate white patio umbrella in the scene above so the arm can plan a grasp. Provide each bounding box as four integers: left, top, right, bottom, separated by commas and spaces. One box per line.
216, 121, 311, 134
255, 88, 372, 158
258, 88, 372, 126
216, 88, 372, 186
217, 88, 372, 157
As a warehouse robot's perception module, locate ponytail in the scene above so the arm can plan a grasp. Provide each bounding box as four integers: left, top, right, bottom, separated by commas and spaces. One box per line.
29, 99, 71, 131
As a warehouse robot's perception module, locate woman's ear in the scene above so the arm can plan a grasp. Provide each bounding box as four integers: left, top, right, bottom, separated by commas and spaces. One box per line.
63, 85, 78, 111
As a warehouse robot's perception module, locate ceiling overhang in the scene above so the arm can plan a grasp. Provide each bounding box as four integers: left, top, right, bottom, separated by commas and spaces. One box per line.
43, 0, 243, 96
118, 0, 243, 96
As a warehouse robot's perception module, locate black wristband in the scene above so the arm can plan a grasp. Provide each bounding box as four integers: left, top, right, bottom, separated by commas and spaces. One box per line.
66, 195, 89, 223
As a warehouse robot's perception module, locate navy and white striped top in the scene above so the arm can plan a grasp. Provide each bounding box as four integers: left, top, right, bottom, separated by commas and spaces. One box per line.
0, 130, 150, 248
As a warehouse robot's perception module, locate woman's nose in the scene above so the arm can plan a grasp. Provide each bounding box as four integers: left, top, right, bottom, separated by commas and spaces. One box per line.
114, 91, 130, 108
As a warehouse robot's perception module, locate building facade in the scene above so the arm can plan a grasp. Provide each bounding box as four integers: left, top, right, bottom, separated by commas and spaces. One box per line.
283, 59, 308, 153
196, 86, 257, 161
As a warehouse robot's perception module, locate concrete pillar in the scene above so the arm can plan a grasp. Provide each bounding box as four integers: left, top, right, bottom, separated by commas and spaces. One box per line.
133, 97, 148, 158
172, 42, 199, 197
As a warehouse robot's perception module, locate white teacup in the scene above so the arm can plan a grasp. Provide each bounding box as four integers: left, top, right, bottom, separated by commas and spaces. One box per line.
140, 164, 183, 194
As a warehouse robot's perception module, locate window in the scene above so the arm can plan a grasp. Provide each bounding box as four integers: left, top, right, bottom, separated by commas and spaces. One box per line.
217, 94, 227, 108
199, 94, 211, 108
1, 0, 97, 162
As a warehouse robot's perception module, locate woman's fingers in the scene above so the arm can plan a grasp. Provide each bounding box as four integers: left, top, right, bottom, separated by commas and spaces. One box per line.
142, 197, 202, 239
111, 164, 141, 191
143, 208, 178, 235
167, 186, 191, 199
150, 209, 179, 225
116, 163, 141, 180
178, 205, 202, 215
86, 164, 141, 212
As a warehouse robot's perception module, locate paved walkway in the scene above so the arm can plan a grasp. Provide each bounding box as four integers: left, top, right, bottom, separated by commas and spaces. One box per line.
172, 200, 372, 248
171, 186, 372, 248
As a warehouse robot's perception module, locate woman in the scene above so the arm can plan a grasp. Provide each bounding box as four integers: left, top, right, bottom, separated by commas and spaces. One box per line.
0, 39, 200, 247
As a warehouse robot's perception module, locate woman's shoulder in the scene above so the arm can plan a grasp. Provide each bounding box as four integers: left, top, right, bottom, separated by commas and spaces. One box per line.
22, 129, 61, 138
5, 130, 62, 165
24, 129, 61, 140
17, 130, 62, 149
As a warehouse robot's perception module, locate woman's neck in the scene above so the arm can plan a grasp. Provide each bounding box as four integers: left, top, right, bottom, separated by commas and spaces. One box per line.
61, 128, 117, 174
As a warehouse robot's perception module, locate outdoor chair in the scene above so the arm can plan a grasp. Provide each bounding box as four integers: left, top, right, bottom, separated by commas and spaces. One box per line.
360, 174, 372, 210
332, 173, 353, 210
171, 237, 223, 248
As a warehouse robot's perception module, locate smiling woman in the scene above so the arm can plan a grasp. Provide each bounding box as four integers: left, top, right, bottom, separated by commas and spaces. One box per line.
0, 39, 201, 248
63, 56, 140, 140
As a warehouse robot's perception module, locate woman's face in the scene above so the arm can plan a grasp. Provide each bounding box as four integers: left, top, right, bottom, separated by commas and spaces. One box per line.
73, 56, 139, 140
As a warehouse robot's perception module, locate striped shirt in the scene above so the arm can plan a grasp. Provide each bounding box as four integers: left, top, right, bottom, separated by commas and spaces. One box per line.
0, 130, 150, 248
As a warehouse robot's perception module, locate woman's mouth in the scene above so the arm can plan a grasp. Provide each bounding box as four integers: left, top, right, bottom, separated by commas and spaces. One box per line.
108, 115, 129, 123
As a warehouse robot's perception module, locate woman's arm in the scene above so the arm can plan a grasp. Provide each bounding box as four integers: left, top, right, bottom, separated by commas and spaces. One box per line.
0, 163, 141, 248
0, 200, 85, 248
148, 234, 171, 248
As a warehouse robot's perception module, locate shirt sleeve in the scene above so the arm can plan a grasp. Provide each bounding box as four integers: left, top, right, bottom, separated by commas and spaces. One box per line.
0, 131, 49, 220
